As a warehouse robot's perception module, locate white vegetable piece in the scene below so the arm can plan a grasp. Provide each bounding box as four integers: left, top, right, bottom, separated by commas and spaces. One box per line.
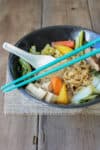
41, 82, 50, 90
92, 76, 100, 93
45, 92, 57, 103
92, 76, 100, 87
96, 83, 100, 93
26, 83, 47, 100
72, 86, 93, 104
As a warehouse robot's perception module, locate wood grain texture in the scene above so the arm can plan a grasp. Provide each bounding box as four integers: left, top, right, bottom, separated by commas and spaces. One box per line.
88, 0, 100, 32
39, 115, 100, 150
0, 0, 100, 150
38, 0, 100, 150
65, 0, 91, 28
42, 0, 67, 26
0, 0, 42, 112
42, 0, 91, 28
0, 115, 38, 150
0, 0, 42, 150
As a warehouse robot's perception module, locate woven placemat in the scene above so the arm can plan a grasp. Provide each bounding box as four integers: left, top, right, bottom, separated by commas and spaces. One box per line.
4, 70, 100, 115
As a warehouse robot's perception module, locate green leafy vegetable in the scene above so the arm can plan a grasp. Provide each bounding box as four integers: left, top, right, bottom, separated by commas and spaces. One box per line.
80, 94, 97, 104
19, 58, 32, 76
91, 70, 100, 77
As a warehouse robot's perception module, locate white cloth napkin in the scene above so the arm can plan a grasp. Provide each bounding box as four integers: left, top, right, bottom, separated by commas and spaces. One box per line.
4, 71, 100, 115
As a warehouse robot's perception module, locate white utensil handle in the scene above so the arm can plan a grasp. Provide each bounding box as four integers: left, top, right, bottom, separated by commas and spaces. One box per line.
3, 42, 34, 64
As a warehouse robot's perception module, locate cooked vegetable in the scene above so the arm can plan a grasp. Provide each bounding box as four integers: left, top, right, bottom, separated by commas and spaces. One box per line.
45, 92, 57, 103
91, 75, 100, 93
49, 76, 63, 95
53, 45, 72, 55
41, 44, 55, 56
91, 70, 100, 76
19, 58, 32, 76
75, 31, 84, 49
75, 36, 80, 49
54, 49, 63, 58
41, 81, 51, 90
79, 30, 84, 47
85, 48, 100, 71
72, 86, 93, 104
96, 53, 100, 59
29, 45, 40, 55
29, 45, 36, 54
48, 82, 53, 92
96, 83, 100, 93
92, 76, 100, 87
72, 76, 100, 104
52, 40, 74, 49
80, 94, 97, 103
26, 83, 47, 99
57, 83, 69, 104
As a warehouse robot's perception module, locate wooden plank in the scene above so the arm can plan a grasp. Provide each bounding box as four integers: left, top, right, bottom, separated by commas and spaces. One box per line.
39, 115, 100, 150
42, 0, 67, 26
0, 0, 42, 150
42, 0, 91, 28
38, 0, 100, 150
0, 115, 38, 150
0, 0, 42, 112
65, 0, 91, 28
88, 0, 100, 32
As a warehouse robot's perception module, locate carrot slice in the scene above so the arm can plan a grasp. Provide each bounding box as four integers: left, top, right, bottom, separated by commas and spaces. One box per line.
49, 76, 63, 95
52, 40, 75, 49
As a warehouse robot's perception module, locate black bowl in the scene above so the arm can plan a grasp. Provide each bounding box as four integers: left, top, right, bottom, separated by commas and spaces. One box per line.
9, 25, 100, 108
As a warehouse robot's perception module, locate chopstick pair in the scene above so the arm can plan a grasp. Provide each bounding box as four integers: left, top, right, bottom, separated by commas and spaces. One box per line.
1, 38, 100, 93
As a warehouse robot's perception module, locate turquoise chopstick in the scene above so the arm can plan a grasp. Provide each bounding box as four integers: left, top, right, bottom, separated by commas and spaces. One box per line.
3, 48, 100, 92
1, 37, 100, 91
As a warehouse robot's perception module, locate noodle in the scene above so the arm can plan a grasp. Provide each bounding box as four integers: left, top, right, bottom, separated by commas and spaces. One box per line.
63, 56, 92, 94
39, 53, 92, 95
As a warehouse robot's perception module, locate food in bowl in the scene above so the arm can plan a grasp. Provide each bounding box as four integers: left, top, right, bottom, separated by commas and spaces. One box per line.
16, 30, 100, 105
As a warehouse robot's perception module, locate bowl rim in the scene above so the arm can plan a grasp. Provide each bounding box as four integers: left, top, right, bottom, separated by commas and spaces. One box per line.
8, 25, 100, 109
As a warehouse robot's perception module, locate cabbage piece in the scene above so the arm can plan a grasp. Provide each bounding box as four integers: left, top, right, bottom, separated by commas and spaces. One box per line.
80, 94, 98, 104
72, 74, 100, 104
96, 83, 100, 93
92, 76, 100, 87
72, 86, 94, 104
92, 76, 100, 94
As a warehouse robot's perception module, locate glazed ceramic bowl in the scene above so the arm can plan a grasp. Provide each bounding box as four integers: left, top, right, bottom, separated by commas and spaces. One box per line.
9, 25, 100, 108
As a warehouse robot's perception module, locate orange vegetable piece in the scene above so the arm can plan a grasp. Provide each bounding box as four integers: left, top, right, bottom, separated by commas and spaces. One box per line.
57, 83, 69, 104
50, 76, 63, 95
52, 40, 75, 49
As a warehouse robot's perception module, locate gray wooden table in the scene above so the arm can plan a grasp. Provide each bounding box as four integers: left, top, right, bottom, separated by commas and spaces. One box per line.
0, 0, 100, 150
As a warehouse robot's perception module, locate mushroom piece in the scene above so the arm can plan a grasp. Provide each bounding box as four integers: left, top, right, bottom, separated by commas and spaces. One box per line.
96, 53, 100, 59
85, 48, 100, 71
41, 81, 51, 90
45, 92, 58, 103
26, 83, 47, 100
